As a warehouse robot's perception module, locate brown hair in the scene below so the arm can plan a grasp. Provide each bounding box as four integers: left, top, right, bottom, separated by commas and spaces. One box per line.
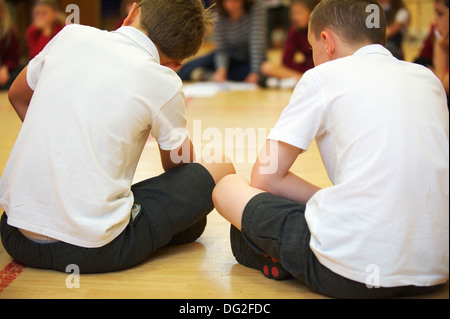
215, 0, 256, 18
309, 0, 387, 46
138, 0, 213, 61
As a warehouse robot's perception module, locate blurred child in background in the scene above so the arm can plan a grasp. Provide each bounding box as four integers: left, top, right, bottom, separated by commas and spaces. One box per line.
265, 0, 290, 48
381, 0, 410, 60
178, 0, 267, 84
26, 0, 65, 60
260, 0, 319, 89
0, 0, 21, 90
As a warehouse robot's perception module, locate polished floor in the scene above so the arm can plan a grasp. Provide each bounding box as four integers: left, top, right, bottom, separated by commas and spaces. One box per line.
1, 86, 448, 299
1, 36, 449, 299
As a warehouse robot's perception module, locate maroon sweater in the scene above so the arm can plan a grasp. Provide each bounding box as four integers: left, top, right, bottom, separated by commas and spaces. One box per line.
0, 29, 21, 71
282, 25, 314, 74
26, 23, 64, 60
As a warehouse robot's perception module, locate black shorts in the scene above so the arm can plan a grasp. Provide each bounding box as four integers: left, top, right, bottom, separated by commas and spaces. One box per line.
240, 193, 443, 299
1, 163, 215, 274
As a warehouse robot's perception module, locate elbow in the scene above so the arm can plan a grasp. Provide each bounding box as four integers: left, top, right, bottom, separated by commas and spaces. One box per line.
8, 85, 17, 106
250, 164, 276, 193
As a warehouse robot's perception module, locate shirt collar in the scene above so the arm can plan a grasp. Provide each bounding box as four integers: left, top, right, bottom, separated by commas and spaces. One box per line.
113, 26, 160, 64
353, 44, 393, 58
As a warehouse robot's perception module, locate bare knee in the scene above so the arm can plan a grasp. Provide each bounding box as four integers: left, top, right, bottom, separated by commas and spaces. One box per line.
212, 174, 247, 204
199, 155, 236, 185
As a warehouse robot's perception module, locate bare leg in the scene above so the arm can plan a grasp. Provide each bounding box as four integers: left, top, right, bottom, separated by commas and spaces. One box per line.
198, 155, 236, 185
212, 174, 293, 281
212, 174, 265, 230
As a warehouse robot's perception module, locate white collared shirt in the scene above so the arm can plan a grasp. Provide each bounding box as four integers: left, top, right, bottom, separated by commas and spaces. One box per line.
0, 25, 188, 248
269, 45, 449, 287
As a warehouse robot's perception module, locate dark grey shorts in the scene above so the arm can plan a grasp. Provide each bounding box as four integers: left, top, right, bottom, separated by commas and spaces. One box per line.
240, 192, 443, 299
0, 163, 215, 274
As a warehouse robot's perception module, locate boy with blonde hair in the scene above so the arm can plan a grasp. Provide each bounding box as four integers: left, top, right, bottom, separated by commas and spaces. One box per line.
213, 0, 449, 298
0, 0, 235, 274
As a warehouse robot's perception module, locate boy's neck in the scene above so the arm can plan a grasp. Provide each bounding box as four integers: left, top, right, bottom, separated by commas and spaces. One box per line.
336, 39, 375, 60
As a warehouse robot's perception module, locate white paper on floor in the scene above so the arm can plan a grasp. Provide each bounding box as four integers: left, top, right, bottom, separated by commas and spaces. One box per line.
182, 81, 257, 98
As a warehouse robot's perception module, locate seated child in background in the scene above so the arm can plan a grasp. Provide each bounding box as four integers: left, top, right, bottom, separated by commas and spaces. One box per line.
0, 0, 22, 90
380, 0, 410, 60
414, 0, 449, 104
264, 0, 290, 49
1, 0, 235, 274
26, 0, 65, 60
212, 0, 449, 299
178, 0, 267, 84
260, 0, 319, 89
414, 24, 435, 68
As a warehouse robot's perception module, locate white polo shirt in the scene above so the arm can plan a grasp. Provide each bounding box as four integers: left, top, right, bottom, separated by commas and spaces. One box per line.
268, 45, 449, 287
0, 25, 188, 248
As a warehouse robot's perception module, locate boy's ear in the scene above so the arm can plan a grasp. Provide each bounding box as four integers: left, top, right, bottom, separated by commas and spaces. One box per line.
321, 30, 336, 59
122, 2, 139, 27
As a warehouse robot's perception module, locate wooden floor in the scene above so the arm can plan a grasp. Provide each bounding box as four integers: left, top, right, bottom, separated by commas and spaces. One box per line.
0, 66, 448, 299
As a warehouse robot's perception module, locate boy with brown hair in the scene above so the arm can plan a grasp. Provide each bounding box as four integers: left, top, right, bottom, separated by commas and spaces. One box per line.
213, 0, 449, 298
0, 0, 235, 274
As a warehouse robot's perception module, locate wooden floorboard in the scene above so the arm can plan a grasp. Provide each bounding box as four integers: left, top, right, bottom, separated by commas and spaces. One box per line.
0, 83, 448, 300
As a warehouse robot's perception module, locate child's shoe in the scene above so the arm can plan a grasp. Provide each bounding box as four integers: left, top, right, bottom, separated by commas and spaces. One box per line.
230, 225, 292, 280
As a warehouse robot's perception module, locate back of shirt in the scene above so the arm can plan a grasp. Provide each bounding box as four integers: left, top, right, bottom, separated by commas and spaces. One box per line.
268, 45, 449, 287
0, 25, 187, 248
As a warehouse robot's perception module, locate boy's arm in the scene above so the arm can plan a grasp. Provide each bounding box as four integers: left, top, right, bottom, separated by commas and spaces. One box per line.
9, 66, 33, 122
251, 139, 320, 205
159, 136, 195, 172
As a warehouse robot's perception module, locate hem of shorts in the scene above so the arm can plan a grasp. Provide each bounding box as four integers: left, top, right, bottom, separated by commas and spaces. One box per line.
190, 162, 217, 189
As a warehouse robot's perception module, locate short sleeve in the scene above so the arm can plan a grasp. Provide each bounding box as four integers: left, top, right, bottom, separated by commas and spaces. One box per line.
26, 26, 66, 90
267, 70, 327, 151
26, 51, 45, 90
151, 91, 188, 151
